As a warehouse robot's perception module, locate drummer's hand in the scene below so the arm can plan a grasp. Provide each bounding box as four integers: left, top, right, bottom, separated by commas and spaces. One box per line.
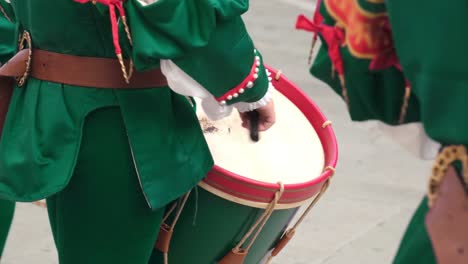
240, 100, 276, 131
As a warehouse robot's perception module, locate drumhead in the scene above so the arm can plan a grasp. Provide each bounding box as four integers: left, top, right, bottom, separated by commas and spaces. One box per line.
197, 89, 325, 185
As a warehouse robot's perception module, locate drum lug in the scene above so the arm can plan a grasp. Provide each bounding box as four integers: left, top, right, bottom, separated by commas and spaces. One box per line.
155, 223, 173, 253
218, 248, 247, 264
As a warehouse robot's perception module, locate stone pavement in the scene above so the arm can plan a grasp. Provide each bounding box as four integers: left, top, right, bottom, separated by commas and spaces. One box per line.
1, 1, 432, 263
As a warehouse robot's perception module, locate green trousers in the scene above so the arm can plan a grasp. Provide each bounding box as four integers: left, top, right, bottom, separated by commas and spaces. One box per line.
46, 107, 165, 264
0, 199, 14, 257
393, 197, 436, 264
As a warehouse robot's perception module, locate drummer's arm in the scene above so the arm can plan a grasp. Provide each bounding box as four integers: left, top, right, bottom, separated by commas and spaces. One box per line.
125, 0, 271, 119
95, 0, 272, 120
159, 49, 273, 121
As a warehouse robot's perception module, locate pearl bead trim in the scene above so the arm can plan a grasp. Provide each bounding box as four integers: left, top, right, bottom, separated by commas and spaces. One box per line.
216, 49, 271, 105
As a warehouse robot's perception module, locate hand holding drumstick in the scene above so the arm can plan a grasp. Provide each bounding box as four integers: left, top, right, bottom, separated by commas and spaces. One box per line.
239, 100, 276, 141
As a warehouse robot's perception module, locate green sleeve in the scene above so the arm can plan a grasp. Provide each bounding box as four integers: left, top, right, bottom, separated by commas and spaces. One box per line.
0, 0, 14, 22
124, 0, 249, 70
93, 0, 267, 103
125, 0, 267, 104
386, 0, 468, 144
0, 1, 15, 64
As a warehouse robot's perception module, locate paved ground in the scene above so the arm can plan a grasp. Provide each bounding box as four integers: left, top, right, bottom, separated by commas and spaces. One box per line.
2, 1, 432, 263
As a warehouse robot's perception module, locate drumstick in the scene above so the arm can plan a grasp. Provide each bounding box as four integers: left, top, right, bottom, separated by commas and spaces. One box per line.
247, 110, 260, 142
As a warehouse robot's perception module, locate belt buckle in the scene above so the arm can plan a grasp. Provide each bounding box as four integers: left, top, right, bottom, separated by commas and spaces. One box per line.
16, 31, 32, 87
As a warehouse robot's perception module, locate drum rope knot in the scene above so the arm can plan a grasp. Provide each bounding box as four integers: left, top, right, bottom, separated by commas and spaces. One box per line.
265, 176, 333, 264
218, 182, 285, 264
155, 191, 192, 264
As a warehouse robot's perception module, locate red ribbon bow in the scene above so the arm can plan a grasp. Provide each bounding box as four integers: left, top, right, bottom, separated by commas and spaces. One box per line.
295, 14, 345, 76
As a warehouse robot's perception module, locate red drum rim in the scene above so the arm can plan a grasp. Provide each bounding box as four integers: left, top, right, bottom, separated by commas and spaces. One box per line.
198, 65, 339, 209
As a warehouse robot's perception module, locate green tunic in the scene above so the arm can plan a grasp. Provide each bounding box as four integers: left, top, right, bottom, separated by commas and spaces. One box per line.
386, 0, 468, 145
0, 0, 269, 210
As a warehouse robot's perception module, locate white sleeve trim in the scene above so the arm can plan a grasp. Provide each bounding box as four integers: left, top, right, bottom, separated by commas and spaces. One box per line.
160, 59, 272, 120
232, 82, 273, 112
160, 59, 211, 99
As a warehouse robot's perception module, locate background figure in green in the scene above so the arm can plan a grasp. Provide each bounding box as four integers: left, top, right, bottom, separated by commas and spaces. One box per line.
0, 200, 14, 257
299, 0, 468, 263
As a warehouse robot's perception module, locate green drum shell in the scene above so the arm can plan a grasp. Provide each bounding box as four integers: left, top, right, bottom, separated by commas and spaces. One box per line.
149, 187, 297, 264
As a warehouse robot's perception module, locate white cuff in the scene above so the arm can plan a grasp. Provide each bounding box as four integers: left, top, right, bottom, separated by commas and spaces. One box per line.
160, 59, 273, 120
199, 82, 273, 120
160, 59, 211, 99
233, 81, 274, 112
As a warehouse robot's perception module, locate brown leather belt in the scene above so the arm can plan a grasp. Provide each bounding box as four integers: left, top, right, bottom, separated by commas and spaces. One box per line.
0, 49, 168, 89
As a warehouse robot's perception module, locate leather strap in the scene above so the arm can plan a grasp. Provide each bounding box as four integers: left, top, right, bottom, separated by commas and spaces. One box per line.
0, 49, 168, 89
0, 49, 29, 77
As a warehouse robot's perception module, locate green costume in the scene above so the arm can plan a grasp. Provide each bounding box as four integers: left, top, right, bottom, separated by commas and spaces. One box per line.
0, 3, 15, 257
0, 0, 271, 263
300, 0, 468, 263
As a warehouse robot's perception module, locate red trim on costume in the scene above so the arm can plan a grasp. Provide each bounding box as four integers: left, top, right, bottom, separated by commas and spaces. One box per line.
371, 53, 411, 87
367, 20, 411, 87
215, 52, 261, 103
368, 20, 400, 71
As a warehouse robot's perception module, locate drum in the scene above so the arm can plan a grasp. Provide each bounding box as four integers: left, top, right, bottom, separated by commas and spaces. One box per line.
151, 65, 338, 264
